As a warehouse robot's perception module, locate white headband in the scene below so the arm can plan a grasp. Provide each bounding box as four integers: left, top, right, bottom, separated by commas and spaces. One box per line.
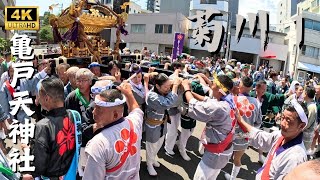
91, 81, 114, 94
94, 95, 126, 107
291, 99, 308, 127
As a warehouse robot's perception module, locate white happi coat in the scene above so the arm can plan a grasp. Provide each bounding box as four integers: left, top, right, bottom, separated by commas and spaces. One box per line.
188, 97, 233, 169
83, 108, 144, 180
249, 128, 307, 180
233, 95, 262, 151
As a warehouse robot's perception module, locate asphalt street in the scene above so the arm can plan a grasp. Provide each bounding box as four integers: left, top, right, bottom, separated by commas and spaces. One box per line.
4, 120, 261, 180
139, 121, 261, 180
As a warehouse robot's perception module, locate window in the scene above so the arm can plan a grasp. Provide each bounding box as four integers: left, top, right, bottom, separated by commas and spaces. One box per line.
312, 0, 319, 7
314, 21, 320, 31
305, 19, 320, 31
200, 0, 217, 4
284, 26, 290, 33
305, 19, 313, 29
131, 24, 146, 33
155, 24, 172, 34
302, 45, 320, 58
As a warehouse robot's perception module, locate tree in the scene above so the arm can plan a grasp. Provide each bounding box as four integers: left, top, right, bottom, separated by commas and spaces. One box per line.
183, 46, 190, 54
39, 25, 53, 43
42, 11, 51, 26
0, 37, 11, 54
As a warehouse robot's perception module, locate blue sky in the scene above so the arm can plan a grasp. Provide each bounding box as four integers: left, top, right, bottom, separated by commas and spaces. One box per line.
16, 0, 280, 24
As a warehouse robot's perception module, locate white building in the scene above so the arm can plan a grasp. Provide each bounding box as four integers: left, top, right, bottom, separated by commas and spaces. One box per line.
18, 30, 38, 44
128, 2, 142, 14
147, 0, 161, 13
229, 26, 288, 72
297, 0, 320, 14
189, 0, 229, 58
0, 0, 16, 39
285, 11, 320, 82
110, 13, 189, 55
99, 0, 113, 8
277, 0, 300, 32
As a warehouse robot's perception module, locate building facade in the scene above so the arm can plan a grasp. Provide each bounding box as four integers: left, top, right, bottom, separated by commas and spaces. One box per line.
0, 0, 16, 39
285, 11, 320, 82
277, 0, 301, 32
110, 13, 189, 55
159, 0, 190, 17
18, 30, 38, 44
147, 0, 160, 13
128, 1, 143, 14
297, 0, 320, 13
229, 27, 288, 72
188, 0, 238, 58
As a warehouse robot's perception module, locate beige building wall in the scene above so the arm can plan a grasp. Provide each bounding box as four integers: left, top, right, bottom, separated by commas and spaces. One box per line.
298, 0, 320, 14
229, 26, 288, 72
0, 0, 15, 39
285, 11, 320, 81
110, 13, 189, 55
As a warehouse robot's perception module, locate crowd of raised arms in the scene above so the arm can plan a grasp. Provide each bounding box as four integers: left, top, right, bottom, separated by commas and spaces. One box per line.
0, 47, 320, 180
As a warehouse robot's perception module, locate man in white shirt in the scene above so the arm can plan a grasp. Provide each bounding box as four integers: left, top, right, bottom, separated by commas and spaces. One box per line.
83, 82, 144, 180
237, 98, 308, 179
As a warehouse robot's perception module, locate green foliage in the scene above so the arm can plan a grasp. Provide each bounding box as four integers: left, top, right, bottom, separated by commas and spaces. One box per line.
0, 37, 11, 54
183, 46, 190, 54
39, 25, 53, 43
42, 11, 51, 26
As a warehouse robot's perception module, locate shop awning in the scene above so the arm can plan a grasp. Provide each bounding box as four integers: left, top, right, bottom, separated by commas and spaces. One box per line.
259, 44, 287, 61
260, 49, 277, 59
298, 62, 320, 74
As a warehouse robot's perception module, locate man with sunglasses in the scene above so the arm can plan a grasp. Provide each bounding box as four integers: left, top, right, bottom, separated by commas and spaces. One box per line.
65, 68, 95, 177
236, 99, 308, 180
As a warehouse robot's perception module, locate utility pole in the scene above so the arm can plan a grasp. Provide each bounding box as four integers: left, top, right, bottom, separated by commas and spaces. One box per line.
225, 0, 231, 61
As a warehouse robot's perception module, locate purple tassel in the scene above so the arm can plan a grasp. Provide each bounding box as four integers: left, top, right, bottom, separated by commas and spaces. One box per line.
63, 22, 79, 42
119, 25, 128, 36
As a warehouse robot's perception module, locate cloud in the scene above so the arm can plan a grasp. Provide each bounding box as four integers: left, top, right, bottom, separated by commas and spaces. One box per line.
239, 0, 280, 25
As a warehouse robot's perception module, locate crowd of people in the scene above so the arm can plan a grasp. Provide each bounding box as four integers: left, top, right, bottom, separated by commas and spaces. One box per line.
0, 49, 320, 180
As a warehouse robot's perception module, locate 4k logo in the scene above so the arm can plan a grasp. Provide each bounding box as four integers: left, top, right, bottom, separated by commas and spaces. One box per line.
5, 6, 39, 30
